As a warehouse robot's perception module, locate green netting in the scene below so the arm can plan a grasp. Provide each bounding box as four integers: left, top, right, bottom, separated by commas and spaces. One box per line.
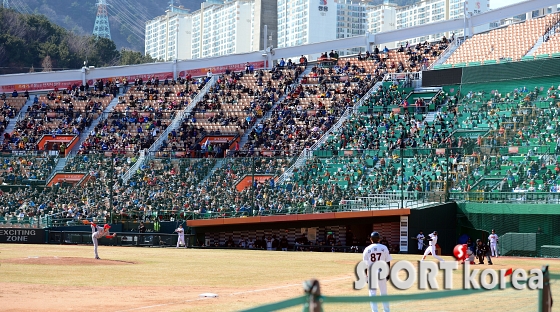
457, 203, 560, 257
461, 57, 560, 84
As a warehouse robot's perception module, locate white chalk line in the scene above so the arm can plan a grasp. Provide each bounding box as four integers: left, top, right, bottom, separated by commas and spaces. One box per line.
115, 275, 353, 312
229, 275, 353, 295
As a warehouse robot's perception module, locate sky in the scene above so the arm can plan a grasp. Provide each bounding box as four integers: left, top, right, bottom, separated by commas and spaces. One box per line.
490, 0, 526, 10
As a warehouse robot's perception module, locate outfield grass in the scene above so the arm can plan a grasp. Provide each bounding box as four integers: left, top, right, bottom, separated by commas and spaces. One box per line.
0, 244, 558, 312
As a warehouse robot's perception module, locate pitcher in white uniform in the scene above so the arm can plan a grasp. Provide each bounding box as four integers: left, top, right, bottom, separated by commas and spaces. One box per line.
91, 223, 116, 259
421, 231, 444, 261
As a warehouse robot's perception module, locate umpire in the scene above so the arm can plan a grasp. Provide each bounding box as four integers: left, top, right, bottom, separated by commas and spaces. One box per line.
476, 239, 493, 265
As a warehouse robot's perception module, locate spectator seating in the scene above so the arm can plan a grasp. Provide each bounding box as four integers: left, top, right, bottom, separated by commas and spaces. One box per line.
0, 96, 27, 134
77, 78, 202, 156
446, 14, 560, 65
534, 31, 560, 57
0, 154, 57, 184
4, 91, 112, 152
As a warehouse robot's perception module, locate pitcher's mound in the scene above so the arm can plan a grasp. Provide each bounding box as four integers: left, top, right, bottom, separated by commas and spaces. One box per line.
2, 256, 136, 265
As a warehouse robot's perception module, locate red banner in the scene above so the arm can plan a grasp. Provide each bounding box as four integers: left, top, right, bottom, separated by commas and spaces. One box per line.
508, 147, 519, 154
1, 80, 83, 92
235, 175, 275, 192
87, 72, 174, 85
47, 173, 85, 187
200, 136, 236, 145
181, 61, 265, 78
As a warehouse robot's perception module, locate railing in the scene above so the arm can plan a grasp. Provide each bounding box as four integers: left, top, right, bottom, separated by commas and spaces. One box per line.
427, 37, 463, 70
120, 76, 217, 185
0, 215, 48, 228
47, 231, 193, 247
121, 149, 146, 184
148, 75, 217, 155
449, 191, 560, 203
383, 71, 422, 82
276, 80, 383, 184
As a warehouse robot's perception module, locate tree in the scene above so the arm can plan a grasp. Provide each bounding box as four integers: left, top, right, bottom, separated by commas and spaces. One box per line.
120, 49, 155, 65
41, 55, 53, 72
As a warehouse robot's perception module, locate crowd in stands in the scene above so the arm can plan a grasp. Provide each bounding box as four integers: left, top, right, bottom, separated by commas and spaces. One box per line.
2, 84, 113, 152
5, 27, 560, 225
75, 76, 206, 156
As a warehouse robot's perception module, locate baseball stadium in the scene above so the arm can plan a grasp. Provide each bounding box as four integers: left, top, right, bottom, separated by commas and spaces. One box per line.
0, 0, 559, 311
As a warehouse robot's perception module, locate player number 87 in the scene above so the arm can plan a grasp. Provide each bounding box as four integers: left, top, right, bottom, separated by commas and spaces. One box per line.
370, 253, 382, 262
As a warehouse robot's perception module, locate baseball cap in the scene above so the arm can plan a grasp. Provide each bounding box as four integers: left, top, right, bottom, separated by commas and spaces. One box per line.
370, 231, 380, 238
104, 224, 111, 229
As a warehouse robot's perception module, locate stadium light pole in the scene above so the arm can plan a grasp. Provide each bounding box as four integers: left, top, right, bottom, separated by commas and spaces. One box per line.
400, 147, 404, 209
251, 156, 255, 216
445, 148, 450, 202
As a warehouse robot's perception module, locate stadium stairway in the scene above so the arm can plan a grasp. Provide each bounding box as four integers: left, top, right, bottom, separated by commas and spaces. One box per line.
1, 96, 34, 144
238, 65, 313, 149
198, 158, 225, 187
526, 18, 560, 57
69, 95, 120, 154
429, 38, 464, 69
276, 79, 384, 184
121, 76, 218, 185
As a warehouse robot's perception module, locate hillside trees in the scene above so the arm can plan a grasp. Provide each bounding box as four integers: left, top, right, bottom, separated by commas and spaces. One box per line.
0, 8, 154, 74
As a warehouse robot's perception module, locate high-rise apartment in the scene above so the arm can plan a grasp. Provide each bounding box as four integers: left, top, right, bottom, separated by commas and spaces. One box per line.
145, 0, 277, 61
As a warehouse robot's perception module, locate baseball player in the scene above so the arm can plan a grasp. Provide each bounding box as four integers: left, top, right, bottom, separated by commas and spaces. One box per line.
488, 229, 499, 257
175, 224, 186, 248
363, 231, 392, 312
91, 223, 116, 260
420, 231, 444, 261
416, 230, 425, 254
476, 239, 493, 265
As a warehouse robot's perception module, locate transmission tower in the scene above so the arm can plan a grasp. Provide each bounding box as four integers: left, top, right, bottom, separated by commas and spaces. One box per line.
93, 0, 111, 39
2, 0, 8, 9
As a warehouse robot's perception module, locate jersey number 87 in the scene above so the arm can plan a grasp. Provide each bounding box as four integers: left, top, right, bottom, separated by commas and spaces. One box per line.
370, 252, 382, 262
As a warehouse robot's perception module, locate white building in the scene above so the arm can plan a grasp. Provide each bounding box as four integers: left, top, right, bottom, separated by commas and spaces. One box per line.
145, 0, 277, 61
277, 0, 337, 49
145, 6, 192, 61
364, 0, 490, 48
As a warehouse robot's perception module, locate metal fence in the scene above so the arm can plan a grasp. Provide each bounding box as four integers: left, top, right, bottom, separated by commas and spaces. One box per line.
47, 231, 194, 247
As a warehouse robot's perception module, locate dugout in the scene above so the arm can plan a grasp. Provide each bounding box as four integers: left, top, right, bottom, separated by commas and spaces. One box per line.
188, 209, 411, 252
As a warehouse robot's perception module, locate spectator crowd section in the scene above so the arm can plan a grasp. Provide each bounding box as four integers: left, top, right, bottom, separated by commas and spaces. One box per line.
76, 76, 206, 157
7, 27, 560, 224
168, 66, 304, 157
2, 86, 113, 153
534, 28, 560, 57
0, 92, 28, 137
445, 13, 560, 66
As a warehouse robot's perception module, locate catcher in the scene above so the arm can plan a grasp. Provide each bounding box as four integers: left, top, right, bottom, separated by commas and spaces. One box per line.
91, 222, 117, 260
475, 239, 493, 265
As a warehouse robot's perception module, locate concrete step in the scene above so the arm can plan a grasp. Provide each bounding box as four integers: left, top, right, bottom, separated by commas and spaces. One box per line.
70, 96, 120, 153
1, 96, 34, 144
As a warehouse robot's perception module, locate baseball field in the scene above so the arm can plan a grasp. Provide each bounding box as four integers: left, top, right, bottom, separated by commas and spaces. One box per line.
0, 244, 558, 312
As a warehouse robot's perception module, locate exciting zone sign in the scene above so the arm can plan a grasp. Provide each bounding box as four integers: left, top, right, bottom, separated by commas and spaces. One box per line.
0, 229, 45, 243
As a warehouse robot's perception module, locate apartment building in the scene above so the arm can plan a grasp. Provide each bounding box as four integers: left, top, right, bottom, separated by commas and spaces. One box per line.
145, 0, 277, 61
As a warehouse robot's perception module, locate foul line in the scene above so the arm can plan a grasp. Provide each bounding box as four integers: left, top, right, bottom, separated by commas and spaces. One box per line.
115, 275, 353, 312
229, 276, 352, 295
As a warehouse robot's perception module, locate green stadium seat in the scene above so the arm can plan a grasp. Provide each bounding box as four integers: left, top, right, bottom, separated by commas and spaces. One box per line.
521, 55, 534, 61
483, 59, 497, 65
536, 54, 550, 59
552, 52, 560, 58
